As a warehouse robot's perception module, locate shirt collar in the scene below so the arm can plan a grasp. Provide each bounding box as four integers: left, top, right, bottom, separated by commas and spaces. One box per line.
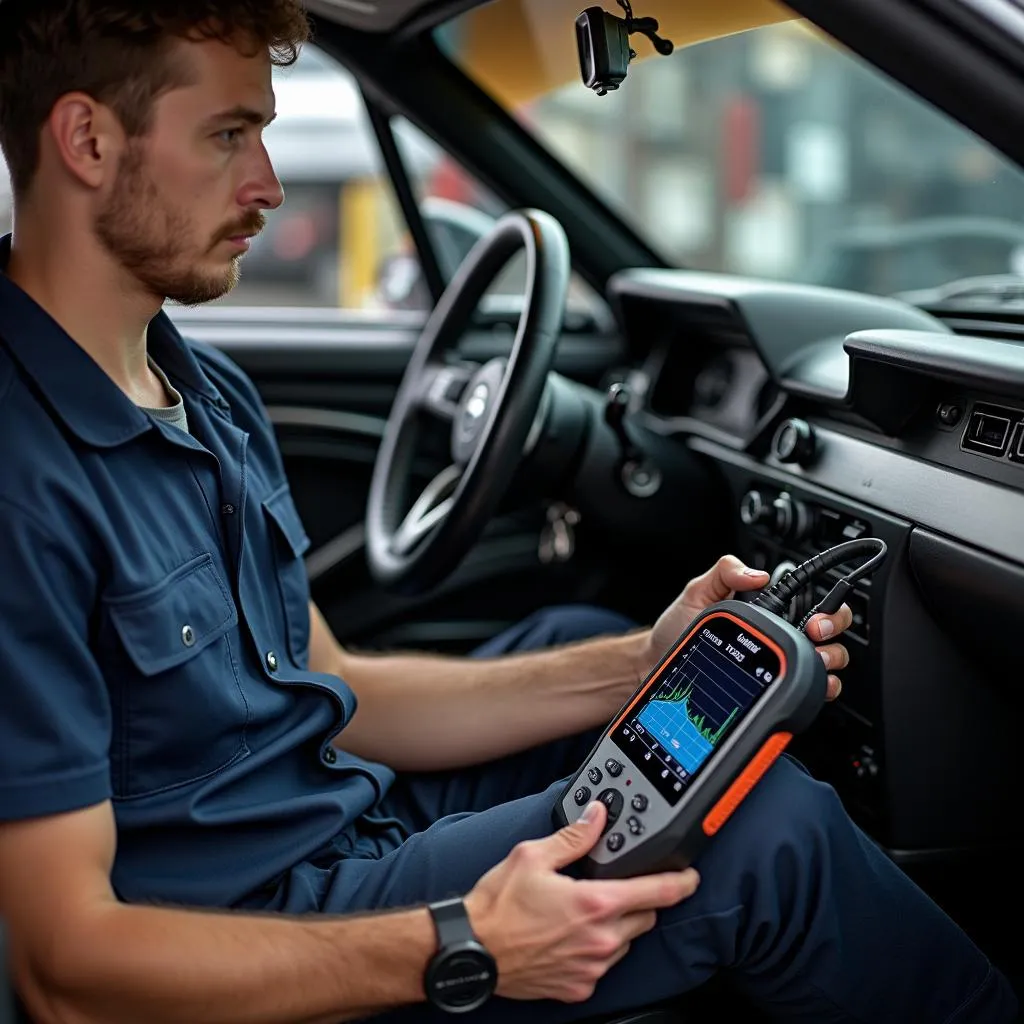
0, 233, 226, 448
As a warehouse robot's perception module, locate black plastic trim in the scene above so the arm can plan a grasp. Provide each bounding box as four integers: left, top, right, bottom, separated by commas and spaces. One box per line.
688, 427, 1024, 569
363, 96, 447, 304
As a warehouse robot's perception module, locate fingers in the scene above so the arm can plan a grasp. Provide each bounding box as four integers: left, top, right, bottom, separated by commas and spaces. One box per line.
690, 554, 769, 604
806, 604, 853, 642
536, 801, 607, 870
826, 675, 842, 701
578, 868, 700, 915
816, 643, 849, 673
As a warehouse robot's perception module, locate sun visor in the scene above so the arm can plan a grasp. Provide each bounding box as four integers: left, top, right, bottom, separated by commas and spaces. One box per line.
452, 0, 800, 108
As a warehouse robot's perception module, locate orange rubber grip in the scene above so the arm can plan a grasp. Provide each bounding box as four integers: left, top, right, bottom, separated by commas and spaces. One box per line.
702, 731, 793, 836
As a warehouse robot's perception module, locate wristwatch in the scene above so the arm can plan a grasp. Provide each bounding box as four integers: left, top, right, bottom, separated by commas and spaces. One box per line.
423, 897, 498, 1013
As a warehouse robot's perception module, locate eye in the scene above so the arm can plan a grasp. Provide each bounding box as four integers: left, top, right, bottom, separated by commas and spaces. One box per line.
216, 127, 244, 146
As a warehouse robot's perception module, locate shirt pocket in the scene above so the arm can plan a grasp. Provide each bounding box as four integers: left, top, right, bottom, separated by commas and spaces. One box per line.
262, 484, 312, 667
105, 553, 249, 799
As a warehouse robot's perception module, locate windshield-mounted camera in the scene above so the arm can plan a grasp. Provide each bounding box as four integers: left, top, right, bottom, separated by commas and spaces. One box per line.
575, 1, 674, 96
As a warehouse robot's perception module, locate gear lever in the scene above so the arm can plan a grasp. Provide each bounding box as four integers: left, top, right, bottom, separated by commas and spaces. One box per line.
604, 382, 662, 497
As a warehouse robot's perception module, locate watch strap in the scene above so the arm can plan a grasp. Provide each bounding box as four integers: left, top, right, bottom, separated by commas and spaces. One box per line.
428, 897, 476, 949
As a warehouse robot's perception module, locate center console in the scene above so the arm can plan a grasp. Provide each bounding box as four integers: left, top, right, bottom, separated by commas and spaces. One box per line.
727, 470, 904, 841
690, 419, 1024, 864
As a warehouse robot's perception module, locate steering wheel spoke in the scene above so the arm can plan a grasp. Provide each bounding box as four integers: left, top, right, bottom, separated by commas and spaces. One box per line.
416, 362, 476, 422
390, 464, 462, 557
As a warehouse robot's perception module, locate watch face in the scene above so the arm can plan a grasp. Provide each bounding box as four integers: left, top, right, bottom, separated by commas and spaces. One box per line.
426, 946, 497, 1013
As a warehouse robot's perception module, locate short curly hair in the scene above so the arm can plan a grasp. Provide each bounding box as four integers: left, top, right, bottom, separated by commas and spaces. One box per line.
0, 0, 311, 197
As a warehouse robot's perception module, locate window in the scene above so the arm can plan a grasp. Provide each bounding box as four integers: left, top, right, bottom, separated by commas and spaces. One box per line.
390, 116, 609, 321
443, 4, 1024, 300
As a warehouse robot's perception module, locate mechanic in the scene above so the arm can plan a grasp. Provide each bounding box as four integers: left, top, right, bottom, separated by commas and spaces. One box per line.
0, 3, 1015, 1023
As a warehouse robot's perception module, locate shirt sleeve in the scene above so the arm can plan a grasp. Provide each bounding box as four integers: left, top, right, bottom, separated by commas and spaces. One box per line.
0, 498, 112, 821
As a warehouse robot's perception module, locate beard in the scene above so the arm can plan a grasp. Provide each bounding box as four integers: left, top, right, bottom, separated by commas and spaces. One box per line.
95, 142, 265, 306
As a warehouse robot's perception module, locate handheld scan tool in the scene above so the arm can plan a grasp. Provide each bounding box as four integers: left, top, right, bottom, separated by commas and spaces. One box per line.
554, 539, 887, 877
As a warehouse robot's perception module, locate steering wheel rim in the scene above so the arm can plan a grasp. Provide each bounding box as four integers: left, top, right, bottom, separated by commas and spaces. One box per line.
366, 208, 571, 595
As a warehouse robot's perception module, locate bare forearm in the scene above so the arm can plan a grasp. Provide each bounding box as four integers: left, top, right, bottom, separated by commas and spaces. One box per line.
335, 631, 648, 771
29, 901, 434, 1024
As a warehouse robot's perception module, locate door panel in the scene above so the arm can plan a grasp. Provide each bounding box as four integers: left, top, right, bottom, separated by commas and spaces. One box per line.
167, 306, 628, 652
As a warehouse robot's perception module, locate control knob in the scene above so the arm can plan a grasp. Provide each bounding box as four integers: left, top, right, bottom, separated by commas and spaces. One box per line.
772, 491, 811, 541
773, 418, 817, 466
739, 489, 772, 527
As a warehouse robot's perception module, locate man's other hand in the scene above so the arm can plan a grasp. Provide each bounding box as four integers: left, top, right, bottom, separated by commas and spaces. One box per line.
465, 801, 699, 1003
644, 554, 852, 701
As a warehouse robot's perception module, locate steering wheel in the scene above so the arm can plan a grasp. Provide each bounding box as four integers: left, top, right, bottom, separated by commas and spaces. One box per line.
366, 209, 571, 595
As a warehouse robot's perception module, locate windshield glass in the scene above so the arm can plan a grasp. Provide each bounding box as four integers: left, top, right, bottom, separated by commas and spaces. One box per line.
440, 1, 1024, 301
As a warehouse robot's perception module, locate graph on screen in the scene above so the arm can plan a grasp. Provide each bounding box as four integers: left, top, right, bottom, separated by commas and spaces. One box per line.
636, 641, 762, 776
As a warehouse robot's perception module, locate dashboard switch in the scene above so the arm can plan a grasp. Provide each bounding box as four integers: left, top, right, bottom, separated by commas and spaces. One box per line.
772, 491, 811, 541
772, 418, 817, 466
740, 490, 772, 527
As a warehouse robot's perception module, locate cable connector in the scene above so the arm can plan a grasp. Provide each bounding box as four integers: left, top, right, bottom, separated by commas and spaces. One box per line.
753, 538, 887, 635
798, 578, 853, 631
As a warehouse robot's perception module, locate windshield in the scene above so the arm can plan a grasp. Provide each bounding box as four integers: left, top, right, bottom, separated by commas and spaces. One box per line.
440, 1, 1024, 301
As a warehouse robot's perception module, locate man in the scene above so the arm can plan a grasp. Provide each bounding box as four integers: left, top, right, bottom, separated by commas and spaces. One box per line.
0, 3, 1014, 1023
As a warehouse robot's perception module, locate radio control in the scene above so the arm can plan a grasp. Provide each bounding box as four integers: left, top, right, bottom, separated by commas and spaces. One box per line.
587, 766, 603, 785
604, 758, 623, 777
573, 786, 591, 806
739, 490, 772, 527
606, 832, 625, 852
772, 492, 811, 541
772, 418, 816, 465
630, 794, 648, 812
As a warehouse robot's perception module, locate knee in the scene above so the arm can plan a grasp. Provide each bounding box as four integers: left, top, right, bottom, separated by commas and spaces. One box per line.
697, 755, 849, 894
516, 605, 638, 648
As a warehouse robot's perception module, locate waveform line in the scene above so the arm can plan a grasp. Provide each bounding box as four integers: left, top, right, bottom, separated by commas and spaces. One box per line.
653, 680, 738, 745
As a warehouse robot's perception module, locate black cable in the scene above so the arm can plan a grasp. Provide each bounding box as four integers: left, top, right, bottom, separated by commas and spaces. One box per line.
751, 538, 888, 629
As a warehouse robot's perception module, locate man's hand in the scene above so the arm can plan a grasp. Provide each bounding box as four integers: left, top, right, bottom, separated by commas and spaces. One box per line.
465, 801, 698, 1003
643, 554, 852, 701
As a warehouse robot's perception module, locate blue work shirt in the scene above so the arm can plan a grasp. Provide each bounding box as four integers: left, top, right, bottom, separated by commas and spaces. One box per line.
0, 235, 395, 908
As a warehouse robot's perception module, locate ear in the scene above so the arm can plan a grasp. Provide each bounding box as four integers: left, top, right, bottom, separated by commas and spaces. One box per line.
45, 92, 126, 190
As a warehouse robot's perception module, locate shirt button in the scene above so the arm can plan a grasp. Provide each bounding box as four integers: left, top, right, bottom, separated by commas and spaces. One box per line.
221, 504, 236, 516
323, 748, 337, 765
181, 625, 196, 647
265, 650, 279, 673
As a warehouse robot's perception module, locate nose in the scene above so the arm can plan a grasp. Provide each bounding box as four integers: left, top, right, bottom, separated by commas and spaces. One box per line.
238, 141, 285, 211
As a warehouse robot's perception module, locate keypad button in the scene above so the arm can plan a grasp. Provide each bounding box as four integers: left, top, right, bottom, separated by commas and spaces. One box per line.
587, 766, 603, 785
573, 786, 591, 806
596, 788, 624, 834
606, 832, 625, 853
604, 758, 623, 777
627, 816, 644, 836
631, 794, 649, 812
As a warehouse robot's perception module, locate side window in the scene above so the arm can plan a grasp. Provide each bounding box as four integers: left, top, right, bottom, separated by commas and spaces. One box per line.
220, 45, 427, 311
390, 116, 609, 323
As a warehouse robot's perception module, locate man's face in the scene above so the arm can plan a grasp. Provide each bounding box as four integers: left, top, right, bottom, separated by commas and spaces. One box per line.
95, 37, 284, 306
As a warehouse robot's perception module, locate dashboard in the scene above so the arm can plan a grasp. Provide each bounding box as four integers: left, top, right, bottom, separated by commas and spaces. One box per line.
606, 267, 1024, 864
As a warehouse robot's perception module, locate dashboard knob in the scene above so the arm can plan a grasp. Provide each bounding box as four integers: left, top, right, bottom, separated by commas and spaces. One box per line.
739, 489, 771, 526
772, 491, 811, 540
773, 418, 816, 466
